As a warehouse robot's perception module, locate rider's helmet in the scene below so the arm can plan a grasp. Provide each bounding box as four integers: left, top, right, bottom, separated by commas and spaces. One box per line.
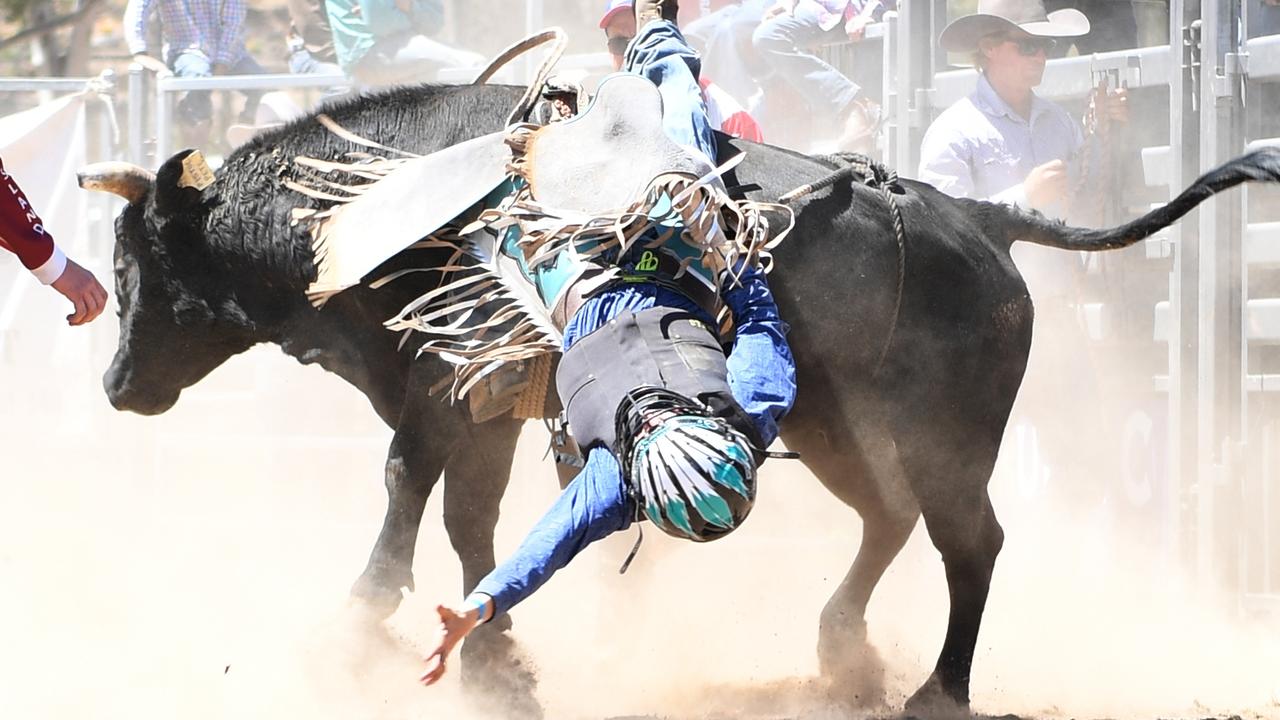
614, 386, 758, 542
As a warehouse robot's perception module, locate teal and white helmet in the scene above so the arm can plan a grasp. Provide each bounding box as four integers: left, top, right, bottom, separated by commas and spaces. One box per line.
614, 386, 758, 542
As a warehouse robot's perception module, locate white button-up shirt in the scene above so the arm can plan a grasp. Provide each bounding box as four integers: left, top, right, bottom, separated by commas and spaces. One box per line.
918, 73, 1082, 215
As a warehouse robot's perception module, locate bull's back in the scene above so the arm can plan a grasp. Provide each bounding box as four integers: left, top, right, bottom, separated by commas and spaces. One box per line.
726, 141, 1032, 428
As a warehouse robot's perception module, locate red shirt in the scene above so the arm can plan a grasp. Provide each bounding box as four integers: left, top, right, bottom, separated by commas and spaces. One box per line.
699, 78, 763, 144
0, 155, 65, 284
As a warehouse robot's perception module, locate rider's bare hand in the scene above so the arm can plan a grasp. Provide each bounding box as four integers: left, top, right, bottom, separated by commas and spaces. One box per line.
419, 601, 487, 686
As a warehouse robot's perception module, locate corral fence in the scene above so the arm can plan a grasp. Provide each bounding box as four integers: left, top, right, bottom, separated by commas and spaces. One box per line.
823, 0, 1280, 616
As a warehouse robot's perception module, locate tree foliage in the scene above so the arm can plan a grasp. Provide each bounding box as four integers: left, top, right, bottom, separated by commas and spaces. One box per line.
0, 0, 112, 76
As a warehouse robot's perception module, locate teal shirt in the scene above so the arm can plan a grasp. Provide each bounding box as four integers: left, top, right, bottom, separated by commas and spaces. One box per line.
324, 0, 444, 71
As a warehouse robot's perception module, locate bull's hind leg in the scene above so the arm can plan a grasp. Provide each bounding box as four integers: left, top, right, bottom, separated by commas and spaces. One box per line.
903, 470, 1004, 717
894, 360, 1022, 715
787, 421, 919, 708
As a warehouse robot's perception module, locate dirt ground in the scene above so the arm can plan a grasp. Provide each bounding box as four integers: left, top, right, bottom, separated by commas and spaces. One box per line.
2, 284, 1280, 719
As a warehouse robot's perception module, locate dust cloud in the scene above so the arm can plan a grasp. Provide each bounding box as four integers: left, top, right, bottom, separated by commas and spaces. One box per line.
3, 3, 1280, 717
2, 272, 1279, 720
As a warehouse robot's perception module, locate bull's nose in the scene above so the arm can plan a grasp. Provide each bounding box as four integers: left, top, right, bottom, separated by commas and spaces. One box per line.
103, 366, 177, 415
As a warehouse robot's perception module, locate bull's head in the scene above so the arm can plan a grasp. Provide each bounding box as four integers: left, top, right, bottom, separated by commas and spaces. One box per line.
79, 150, 258, 415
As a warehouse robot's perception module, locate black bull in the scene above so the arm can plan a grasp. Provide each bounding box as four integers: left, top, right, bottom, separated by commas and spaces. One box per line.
78, 83, 1280, 713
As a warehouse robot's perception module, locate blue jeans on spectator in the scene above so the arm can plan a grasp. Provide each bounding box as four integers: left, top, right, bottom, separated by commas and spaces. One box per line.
468, 18, 796, 619
170, 50, 265, 126
751, 0, 861, 124
289, 49, 348, 100
288, 48, 343, 76
683, 0, 771, 109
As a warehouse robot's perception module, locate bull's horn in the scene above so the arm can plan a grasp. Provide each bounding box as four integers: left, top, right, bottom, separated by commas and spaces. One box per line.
77, 162, 155, 205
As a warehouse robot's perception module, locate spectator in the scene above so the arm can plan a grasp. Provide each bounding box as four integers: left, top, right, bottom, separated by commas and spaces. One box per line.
287, 0, 343, 75
751, 0, 894, 152
918, 0, 1127, 218
0, 157, 107, 326
920, 0, 1130, 497
683, 0, 772, 107
125, 0, 265, 145
324, 0, 484, 86
602, 0, 764, 141
1043, 0, 1139, 53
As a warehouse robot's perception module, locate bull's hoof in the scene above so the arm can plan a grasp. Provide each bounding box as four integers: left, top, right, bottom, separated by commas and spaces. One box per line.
460, 625, 543, 719
903, 675, 969, 719
816, 613, 886, 709
348, 567, 412, 619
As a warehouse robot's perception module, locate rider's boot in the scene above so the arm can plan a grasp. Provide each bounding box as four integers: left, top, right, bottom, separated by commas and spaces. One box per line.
635, 0, 678, 26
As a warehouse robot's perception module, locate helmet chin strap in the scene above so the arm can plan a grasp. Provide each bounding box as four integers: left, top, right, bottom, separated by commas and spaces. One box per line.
618, 524, 644, 575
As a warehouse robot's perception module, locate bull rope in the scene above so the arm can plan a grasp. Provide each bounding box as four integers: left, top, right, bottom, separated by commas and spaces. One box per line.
780, 153, 907, 378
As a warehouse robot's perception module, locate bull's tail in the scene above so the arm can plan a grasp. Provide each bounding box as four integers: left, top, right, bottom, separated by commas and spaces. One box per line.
974, 146, 1280, 251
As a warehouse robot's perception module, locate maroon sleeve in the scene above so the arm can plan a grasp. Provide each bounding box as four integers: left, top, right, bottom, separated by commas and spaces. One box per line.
0, 156, 57, 271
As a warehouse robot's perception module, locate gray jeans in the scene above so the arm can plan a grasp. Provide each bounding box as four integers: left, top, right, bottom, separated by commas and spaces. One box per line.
751, 0, 861, 122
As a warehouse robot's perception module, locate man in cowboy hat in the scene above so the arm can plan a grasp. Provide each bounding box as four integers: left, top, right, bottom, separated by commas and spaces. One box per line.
919, 0, 1128, 507
917, 0, 1126, 216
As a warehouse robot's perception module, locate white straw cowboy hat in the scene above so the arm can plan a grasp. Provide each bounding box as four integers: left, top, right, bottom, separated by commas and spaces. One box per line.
939, 0, 1090, 53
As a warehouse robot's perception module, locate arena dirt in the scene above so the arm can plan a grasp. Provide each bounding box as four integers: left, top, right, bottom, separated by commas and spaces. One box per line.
2, 299, 1279, 720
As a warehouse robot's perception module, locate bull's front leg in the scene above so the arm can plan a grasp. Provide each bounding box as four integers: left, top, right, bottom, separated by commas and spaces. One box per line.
441, 416, 543, 718
350, 374, 468, 618
442, 415, 524, 629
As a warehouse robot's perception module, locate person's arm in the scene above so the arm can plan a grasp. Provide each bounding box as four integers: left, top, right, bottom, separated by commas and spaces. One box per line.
859, 0, 897, 21
419, 448, 634, 685
123, 0, 155, 57
0, 160, 107, 324
214, 0, 249, 67
722, 264, 796, 447
1, 159, 64, 283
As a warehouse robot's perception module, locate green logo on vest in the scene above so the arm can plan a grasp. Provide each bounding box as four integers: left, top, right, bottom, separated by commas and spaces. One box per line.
635, 250, 660, 272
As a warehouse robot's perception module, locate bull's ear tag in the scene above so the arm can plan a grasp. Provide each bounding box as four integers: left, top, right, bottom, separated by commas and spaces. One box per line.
178, 151, 215, 191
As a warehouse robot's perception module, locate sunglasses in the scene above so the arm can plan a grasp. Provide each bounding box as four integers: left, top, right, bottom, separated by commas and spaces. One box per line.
607, 35, 634, 55
1000, 34, 1058, 56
